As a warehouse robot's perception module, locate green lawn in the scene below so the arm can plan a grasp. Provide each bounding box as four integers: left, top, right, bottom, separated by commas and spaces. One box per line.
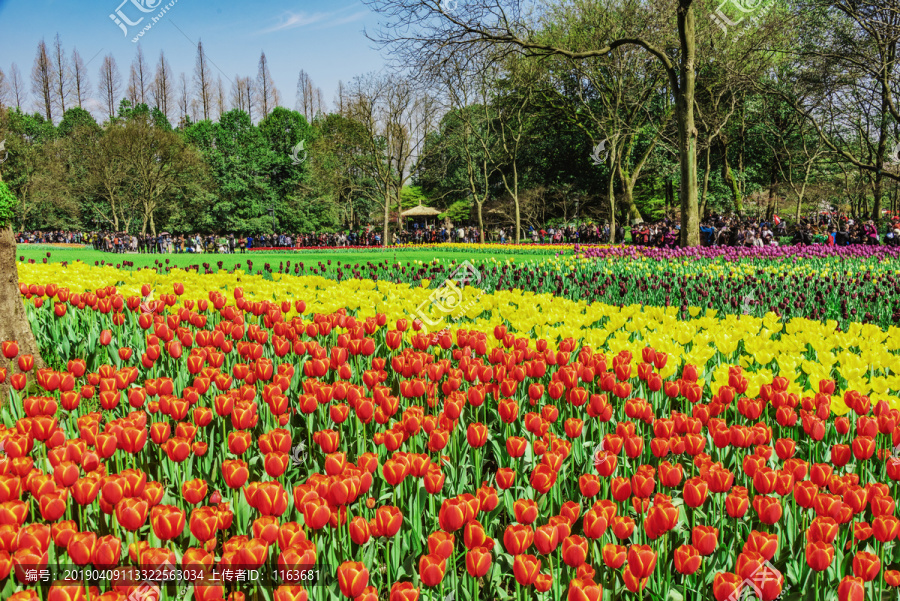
17, 244, 566, 273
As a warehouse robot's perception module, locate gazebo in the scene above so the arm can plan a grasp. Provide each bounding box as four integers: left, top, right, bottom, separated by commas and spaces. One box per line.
401, 204, 442, 228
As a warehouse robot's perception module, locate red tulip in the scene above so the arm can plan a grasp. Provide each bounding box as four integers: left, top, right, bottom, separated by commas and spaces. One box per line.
806, 541, 834, 572
348, 516, 370, 545
466, 547, 492, 577
389, 582, 420, 601
852, 551, 881, 582
2, 341, 18, 359
627, 544, 657, 578
503, 524, 534, 555
512, 554, 540, 586
674, 545, 701, 575
66, 532, 96, 566
683, 477, 708, 508
692, 525, 718, 556
150, 504, 185, 540
116, 497, 149, 532
713, 572, 742, 601
427, 530, 454, 559
561, 535, 588, 567
752, 495, 782, 525
419, 554, 447, 587
337, 561, 369, 598
534, 524, 560, 555
837, 576, 865, 601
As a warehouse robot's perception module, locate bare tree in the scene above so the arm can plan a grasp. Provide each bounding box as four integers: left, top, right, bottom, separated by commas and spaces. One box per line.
231, 76, 255, 120
51, 34, 71, 116
434, 56, 502, 242
97, 54, 122, 120
189, 98, 201, 123
0, 68, 8, 109
127, 45, 150, 106
10, 64, 26, 109
71, 48, 90, 109
177, 72, 190, 123
151, 51, 173, 119
256, 52, 279, 119
194, 41, 212, 120
316, 88, 326, 117
215, 76, 226, 120
297, 69, 325, 121
346, 73, 438, 246
231, 76, 248, 112
31, 40, 54, 121
335, 79, 346, 114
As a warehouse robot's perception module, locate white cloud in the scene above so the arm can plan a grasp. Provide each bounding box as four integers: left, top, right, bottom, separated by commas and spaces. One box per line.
261, 4, 368, 33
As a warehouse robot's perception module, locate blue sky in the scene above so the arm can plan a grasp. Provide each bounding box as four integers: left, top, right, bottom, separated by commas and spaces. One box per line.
0, 0, 388, 118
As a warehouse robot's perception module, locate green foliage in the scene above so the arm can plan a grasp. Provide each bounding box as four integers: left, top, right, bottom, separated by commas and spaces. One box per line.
400, 186, 429, 209
441, 200, 472, 222
58, 108, 101, 137
0, 180, 16, 228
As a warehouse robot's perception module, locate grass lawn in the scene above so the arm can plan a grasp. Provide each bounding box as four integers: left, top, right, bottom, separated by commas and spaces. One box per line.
17, 244, 567, 274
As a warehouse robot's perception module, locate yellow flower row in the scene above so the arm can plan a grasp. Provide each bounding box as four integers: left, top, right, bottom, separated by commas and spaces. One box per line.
18, 262, 900, 415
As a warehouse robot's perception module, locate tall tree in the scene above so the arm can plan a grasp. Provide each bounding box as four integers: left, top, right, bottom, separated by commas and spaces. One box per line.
431, 55, 502, 242
128, 45, 150, 106
71, 48, 89, 109
194, 41, 212, 120
231, 76, 255, 121
296, 69, 324, 121
215, 77, 226, 120
335, 80, 346, 114
491, 60, 537, 244
177, 73, 190, 125
346, 73, 437, 246
31, 40, 54, 122
51, 34, 71, 116
778, 0, 900, 224
9, 64, 26, 109
98, 54, 122, 120
151, 51, 173, 119
256, 52, 279, 119
0, 68, 8, 109
364, 0, 708, 245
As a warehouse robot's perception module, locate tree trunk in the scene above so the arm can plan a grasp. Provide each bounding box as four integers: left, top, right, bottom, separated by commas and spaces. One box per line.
676, 0, 700, 246
766, 162, 778, 222
607, 148, 617, 244
0, 225, 45, 382
477, 202, 485, 244
620, 178, 644, 224
700, 145, 712, 219
872, 172, 883, 225
665, 180, 673, 219
382, 190, 391, 247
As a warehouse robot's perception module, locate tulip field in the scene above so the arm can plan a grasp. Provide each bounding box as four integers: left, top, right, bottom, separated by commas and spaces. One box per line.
21, 243, 900, 329
1, 251, 900, 601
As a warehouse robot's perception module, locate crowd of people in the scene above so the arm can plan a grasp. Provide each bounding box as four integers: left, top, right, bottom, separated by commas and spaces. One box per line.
15, 230, 388, 252
15, 213, 900, 252
14, 223, 623, 251
631, 214, 900, 248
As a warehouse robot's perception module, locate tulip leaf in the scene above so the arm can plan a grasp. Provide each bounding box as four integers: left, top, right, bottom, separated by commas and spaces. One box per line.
783, 503, 798, 548
0, 577, 15, 600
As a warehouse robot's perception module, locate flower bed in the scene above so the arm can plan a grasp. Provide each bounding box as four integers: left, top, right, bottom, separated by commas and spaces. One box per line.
0, 262, 897, 600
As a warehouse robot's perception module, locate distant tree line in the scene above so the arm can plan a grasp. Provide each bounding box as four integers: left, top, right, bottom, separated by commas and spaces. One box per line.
1, 0, 899, 246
